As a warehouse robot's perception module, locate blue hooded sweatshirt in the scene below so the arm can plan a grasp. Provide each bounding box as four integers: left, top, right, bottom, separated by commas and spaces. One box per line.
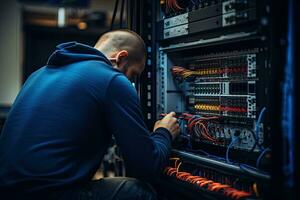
0, 42, 172, 196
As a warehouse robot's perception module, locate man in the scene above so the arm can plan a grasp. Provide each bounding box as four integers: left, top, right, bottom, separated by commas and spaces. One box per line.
0, 30, 180, 199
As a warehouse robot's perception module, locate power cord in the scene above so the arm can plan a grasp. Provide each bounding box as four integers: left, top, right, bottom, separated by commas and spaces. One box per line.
110, 0, 119, 30
119, 0, 125, 28
256, 147, 271, 168
226, 136, 239, 163
255, 107, 266, 149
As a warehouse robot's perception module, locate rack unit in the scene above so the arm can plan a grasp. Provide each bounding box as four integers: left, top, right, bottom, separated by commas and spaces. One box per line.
127, 0, 296, 199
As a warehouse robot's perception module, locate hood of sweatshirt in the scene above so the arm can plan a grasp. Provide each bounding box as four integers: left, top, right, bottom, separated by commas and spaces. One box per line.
46, 41, 112, 67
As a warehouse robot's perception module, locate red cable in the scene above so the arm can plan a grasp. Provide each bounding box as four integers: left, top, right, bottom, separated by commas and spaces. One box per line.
164, 166, 253, 199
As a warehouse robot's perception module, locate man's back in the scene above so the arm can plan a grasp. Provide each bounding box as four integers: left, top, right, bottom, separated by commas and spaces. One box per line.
0, 41, 174, 200
0, 42, 121, 193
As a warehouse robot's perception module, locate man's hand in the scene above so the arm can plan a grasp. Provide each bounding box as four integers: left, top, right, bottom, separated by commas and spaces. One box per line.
153, 111, 180, 140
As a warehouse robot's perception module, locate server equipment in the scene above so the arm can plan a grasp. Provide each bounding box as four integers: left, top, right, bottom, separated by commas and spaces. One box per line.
127, 0, 296, 199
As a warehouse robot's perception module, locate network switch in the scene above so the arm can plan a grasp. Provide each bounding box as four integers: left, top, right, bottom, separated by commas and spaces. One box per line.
160, 0, 257, 39
162, 8, 256, 39
162, 0, 256, 27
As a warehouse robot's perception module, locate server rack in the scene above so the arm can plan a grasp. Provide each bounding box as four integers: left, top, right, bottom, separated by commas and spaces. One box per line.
127, 0, 297, 199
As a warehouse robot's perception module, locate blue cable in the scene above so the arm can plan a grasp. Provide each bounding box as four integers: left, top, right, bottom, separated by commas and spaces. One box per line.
256, 147, 271, 168
226, 137, 239, 163
240, 163, 259, 171
255, 107, 266, 147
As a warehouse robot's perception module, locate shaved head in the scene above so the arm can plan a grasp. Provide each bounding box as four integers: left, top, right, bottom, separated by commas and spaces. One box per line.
94, 29, 146, 64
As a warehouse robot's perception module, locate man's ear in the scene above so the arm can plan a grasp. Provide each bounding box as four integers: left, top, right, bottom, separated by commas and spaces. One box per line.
116, 50, 129, 64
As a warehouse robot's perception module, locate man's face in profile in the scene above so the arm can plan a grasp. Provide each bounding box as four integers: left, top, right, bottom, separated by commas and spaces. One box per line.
121, 57, 145, 81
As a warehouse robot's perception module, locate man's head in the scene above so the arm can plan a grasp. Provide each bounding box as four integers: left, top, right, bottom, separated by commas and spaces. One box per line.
94, 29, 146, 80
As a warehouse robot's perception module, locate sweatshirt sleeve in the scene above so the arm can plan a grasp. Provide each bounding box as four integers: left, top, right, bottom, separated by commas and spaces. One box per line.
104, 74, 172, 179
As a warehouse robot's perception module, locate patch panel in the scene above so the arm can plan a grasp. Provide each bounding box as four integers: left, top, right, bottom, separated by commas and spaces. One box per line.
190, 81, 255, 96
187, 54, 257, 79
188, 95, 256, 118
170, 52, 257, 82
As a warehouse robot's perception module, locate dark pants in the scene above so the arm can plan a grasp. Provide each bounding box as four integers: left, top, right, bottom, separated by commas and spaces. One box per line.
58, 177, 157, 200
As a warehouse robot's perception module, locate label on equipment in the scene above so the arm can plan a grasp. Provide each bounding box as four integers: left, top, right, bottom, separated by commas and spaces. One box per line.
164, 13, 188, 29
164, 24, 188, 39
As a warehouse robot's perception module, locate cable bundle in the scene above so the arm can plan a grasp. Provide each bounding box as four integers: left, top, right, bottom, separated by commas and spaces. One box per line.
160, 113, 221, 143
165, 0, 184, 13
194, 104, 221, 111
222, 106, 247, 113
171, 66, 247, 79
171, 66, 194, 79
180, 113, 222, 144
164, 159, 253, 200
194, 104, 247, 113
171, 66, 220, 79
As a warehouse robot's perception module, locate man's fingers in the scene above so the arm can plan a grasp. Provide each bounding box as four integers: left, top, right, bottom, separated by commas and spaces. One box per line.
172, 117, 178, 124
168, 111, 176, 117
